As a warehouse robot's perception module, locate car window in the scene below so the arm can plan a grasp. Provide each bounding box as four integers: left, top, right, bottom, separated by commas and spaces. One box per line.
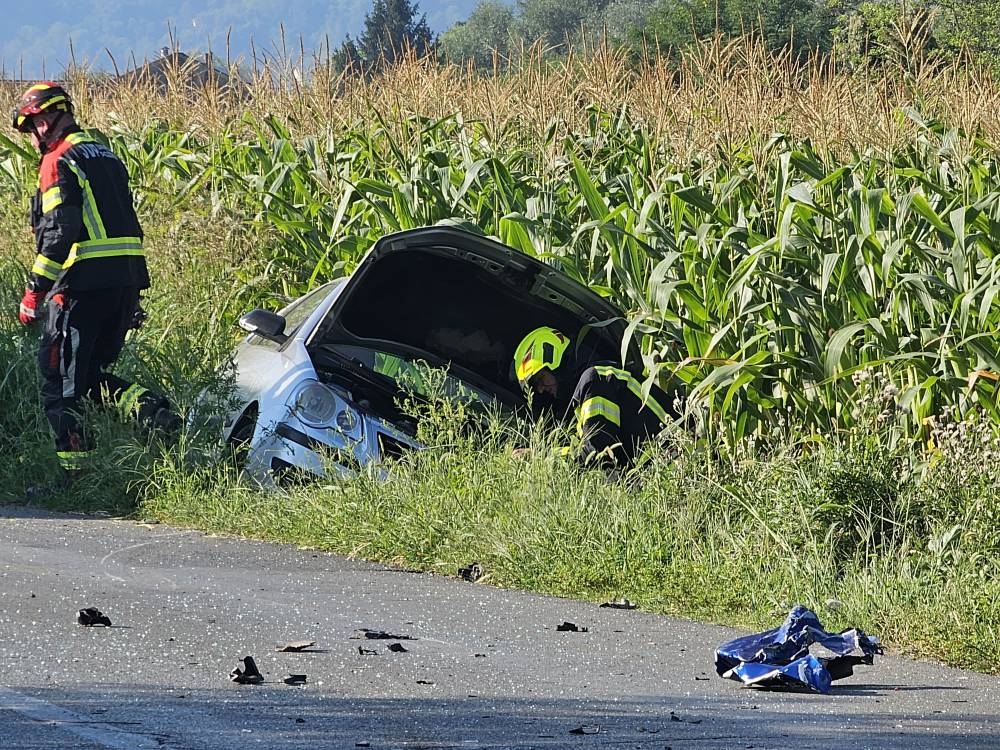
280, 283, 341, 337
247, 283, 341, 349
333, 345, 495, 406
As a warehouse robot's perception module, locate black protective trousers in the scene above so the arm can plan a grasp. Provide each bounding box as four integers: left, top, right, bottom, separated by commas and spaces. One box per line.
37, 287, 164, 471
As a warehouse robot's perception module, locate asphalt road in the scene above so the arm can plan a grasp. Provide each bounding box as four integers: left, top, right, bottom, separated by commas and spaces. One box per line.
1, 504, 997, 750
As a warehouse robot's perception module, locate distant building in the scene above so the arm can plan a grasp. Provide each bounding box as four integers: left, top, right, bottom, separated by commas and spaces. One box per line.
120, 47, 250, 94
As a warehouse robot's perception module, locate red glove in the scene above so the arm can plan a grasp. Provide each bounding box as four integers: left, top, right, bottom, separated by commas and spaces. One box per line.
18, 289, 43, 325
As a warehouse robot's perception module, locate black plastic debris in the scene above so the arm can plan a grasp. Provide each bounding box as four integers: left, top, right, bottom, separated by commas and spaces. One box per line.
275, 640, 317, 652
715, 605, 882, 694
358, 647, 378, 656
556, 621, 588, 632
416, 679, 435, 685
600, 598, 637, 610
77, 607, 112, 627
352, 628, 415, 640
669, 711, 701, 724
283, 674, 307, 685
387, 643, 409, 653
459, 562, 484, 582
230, 656, 264, 684
569, 725, 601, 735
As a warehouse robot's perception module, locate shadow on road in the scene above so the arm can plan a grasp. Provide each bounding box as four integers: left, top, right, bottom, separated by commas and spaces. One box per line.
3, 683, 992, 750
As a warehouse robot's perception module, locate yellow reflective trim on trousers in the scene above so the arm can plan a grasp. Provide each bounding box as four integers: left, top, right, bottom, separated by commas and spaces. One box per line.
64, 238, 144, 269
57, 450, 96, 469
594, 366, 669, 423
118, 384, 148, 417
31, 254, 62, 280
579, 396, 621, 427
63, 161, 107, 240
42, 186, 63, 213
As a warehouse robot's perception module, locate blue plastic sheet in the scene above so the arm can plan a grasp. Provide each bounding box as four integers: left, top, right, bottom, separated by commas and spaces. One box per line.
715, 605, 882, 694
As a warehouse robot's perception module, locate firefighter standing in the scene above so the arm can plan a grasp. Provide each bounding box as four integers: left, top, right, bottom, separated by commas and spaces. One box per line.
12, 82, 177, 482
513, 326, 677, 465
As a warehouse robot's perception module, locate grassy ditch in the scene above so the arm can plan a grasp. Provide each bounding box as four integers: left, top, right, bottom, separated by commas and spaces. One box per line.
139, 397, 1000, 673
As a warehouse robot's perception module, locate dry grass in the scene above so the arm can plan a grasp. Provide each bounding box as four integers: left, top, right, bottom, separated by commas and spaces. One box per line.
4, 36, 1000, 161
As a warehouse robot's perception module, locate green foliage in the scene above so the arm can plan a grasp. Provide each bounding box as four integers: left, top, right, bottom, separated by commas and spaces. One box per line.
639, 0, 835, 57
337, 0, 436, 70
935, 0, 1000, 71
440, 1, 518, 66
831, 0, 937, 70
516, 0, 610, 49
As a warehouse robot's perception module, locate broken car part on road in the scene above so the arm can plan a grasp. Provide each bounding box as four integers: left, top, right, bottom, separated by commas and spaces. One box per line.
230, 656, 264, 685
715, 605, 883, 694
77, 607, 112, 627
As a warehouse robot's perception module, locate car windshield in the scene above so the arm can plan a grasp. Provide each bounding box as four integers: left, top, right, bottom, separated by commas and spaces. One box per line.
328, 344, 496, 406
280, 282, 342, 338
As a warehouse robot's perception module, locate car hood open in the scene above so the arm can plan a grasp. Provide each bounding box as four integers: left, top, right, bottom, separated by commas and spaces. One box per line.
309, 226, 638, 404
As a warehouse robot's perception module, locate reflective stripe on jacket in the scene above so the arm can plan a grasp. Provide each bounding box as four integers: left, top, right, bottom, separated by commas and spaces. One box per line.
28, 129, 148, 293
569, 365, 676, 465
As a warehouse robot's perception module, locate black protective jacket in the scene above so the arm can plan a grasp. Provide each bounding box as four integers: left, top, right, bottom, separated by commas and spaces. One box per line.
27, 127, 148, 294
568, 364, 677, 465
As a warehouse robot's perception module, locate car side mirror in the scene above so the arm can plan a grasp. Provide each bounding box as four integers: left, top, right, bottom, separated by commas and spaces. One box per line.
239, 309, 288, 344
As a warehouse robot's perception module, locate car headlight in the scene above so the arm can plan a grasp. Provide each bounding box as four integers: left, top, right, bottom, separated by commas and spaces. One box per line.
288, 380, 338, 427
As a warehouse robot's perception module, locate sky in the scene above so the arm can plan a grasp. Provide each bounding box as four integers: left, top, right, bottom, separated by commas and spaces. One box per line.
0, 0, 486, 78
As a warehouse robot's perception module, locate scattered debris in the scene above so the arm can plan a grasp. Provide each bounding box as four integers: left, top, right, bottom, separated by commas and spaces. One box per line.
283, 674, 308, 685
556, 621, 588, 632
387, 643, 409, 653
670, 711, 701, 724
276, 640, 317, 652
715, 605, 882, 694
295, 718, 305, 724
459, 562, 484, 582
352, 628, 415, 640
358, 647, 378, 656
230, 656, 264, 685
77, 607, 112, 627
474, 653, 486, 658
569, 725, 601, 735
356, 743, 370, 748
599, 598, 637, 610
416, 679, 435, 685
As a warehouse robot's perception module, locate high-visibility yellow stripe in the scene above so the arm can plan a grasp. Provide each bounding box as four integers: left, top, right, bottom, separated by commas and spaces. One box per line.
31, 254, 63, 281
579, 396, 621, 427
64, 238, 144, 269
63, 161, 107, 240
117, 384, 148, 417
41, 186, 63, 213
65, 132, 92, 145
594, 365, 669, 423
56, 449, 95, 470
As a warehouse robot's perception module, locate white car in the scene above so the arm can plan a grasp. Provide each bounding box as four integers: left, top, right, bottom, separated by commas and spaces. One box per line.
224, 226, 636, 485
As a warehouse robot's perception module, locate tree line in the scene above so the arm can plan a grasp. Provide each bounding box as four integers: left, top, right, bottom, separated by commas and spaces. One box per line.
338, 0, 1000, 72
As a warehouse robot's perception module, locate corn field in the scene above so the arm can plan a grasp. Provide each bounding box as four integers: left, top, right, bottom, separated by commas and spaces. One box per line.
3, 38, 1000, 443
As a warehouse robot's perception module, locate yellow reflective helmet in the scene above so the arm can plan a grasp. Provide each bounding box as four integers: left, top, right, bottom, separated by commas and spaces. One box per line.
514, 327, 570, 385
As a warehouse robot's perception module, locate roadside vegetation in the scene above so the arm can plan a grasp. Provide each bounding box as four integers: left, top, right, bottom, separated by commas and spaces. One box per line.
1, 36, 998, 671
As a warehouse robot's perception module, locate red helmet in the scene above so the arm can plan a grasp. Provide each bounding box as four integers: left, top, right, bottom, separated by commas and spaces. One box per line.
11, 81, 73, 133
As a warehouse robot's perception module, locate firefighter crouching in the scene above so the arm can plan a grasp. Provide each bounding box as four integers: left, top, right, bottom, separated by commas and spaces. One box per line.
513, 326, 678, 466
12, 82, 179, 486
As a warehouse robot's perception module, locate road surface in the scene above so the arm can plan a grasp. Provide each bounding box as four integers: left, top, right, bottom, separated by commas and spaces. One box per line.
1, 504, 996, 749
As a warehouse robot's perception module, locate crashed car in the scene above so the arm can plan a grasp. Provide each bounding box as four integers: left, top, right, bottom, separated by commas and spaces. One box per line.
224, 226, 638, 485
